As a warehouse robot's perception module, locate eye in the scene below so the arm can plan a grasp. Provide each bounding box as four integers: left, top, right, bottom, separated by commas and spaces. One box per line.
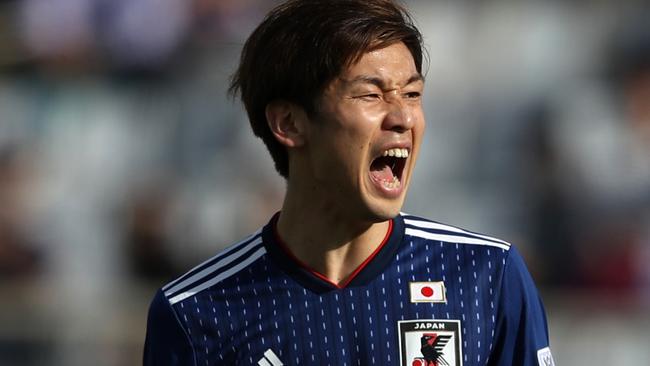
403, 91, 421, 99
359, 93, 381, 100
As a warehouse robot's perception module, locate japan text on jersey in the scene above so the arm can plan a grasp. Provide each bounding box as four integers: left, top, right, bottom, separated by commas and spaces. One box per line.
144, 213, 554, 365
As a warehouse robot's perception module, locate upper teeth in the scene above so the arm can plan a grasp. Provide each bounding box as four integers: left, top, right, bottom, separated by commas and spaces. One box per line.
382, 148, 409, 158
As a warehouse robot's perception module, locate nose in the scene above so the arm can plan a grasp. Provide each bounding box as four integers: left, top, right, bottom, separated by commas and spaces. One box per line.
382, 90, 414, 133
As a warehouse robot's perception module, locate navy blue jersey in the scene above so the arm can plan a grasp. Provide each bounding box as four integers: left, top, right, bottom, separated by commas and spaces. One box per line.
144, 213, 554, 365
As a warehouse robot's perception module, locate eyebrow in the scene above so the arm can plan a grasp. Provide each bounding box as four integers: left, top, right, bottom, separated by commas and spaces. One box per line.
344, 73, 424, 89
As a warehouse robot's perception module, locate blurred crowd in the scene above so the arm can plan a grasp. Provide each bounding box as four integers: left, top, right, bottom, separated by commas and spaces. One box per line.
0, 0, 649, 365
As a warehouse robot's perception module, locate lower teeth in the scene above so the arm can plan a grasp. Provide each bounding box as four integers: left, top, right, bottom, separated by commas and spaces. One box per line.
384, 177, 400, 188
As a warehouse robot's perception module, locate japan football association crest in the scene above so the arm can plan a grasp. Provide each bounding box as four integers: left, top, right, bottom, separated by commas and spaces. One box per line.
398, 319, 463, 366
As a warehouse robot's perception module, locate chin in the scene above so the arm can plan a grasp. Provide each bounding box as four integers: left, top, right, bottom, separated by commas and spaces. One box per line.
362, 197, 405, 223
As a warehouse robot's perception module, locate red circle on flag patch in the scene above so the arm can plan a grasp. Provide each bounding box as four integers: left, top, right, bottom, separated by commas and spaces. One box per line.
420, 286, 434, 297
412, 360, 424, 366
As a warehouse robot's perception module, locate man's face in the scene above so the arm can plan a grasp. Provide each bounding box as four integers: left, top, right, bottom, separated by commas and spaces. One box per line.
301, 42, 425, 222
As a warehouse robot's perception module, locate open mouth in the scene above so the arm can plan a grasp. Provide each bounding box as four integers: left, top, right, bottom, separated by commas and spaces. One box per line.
369, 148, 408, 190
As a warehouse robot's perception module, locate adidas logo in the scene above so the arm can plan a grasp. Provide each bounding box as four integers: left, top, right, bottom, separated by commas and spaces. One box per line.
257, 349, 283, 366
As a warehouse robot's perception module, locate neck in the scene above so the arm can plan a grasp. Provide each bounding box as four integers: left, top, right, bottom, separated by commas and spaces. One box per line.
276, 181, 391, 287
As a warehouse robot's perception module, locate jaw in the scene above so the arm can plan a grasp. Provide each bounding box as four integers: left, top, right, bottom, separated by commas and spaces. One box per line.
292, 141, 418, 223
359, 181, 408, 221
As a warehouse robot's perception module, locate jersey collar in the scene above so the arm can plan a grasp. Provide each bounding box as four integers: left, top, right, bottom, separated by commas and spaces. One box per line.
262, 212, 405, 294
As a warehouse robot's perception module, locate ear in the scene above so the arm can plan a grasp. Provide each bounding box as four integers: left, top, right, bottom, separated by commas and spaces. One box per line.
265, 100, 307, 147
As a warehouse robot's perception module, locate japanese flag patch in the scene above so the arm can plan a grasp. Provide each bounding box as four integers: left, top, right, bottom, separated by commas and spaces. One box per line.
409, 281, 446, 303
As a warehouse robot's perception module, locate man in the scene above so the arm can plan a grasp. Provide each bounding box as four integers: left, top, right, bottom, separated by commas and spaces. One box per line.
143, 1, 554, 365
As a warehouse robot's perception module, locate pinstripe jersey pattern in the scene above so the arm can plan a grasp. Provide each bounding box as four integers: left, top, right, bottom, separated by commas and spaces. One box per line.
144, 213, 552, 366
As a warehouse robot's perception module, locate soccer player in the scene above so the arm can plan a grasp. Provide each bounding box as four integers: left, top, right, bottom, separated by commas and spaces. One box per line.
143, 1, 555, 365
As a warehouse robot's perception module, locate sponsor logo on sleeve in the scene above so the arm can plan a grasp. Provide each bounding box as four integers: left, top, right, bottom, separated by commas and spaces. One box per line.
398, 319, 463, 366
537, 347, 555, 366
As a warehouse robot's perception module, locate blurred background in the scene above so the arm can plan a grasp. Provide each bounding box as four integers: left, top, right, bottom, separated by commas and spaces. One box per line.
0, 0, 648, 364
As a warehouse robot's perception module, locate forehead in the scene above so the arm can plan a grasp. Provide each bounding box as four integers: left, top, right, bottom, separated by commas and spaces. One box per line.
339, 42, 420, 85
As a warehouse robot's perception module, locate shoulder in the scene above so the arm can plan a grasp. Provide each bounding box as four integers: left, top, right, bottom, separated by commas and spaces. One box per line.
400, 212, 511, 251
144, 289, 197, 365
161, 228, 267, 306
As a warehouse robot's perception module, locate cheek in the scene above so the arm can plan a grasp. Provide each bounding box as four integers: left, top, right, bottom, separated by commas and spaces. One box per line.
314, 106, 380, 175
413, 110, 426, 139
335, 112, 378, 152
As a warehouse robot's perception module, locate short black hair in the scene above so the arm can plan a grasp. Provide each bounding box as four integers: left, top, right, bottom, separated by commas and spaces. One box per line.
229, 0, 424, 178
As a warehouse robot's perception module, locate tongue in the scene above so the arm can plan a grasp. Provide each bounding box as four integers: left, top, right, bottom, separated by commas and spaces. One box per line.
370, 159, 394, 182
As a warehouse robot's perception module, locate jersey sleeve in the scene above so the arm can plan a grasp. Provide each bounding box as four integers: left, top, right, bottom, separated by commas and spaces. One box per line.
488, 246, 554, 366
143, 289, 197, 366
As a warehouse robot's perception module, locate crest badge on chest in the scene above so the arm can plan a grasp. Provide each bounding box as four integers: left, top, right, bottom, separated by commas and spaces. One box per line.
398, 319, 463, 366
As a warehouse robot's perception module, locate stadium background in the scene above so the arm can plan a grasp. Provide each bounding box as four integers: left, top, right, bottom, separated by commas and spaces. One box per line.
0, 0, 648, 364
